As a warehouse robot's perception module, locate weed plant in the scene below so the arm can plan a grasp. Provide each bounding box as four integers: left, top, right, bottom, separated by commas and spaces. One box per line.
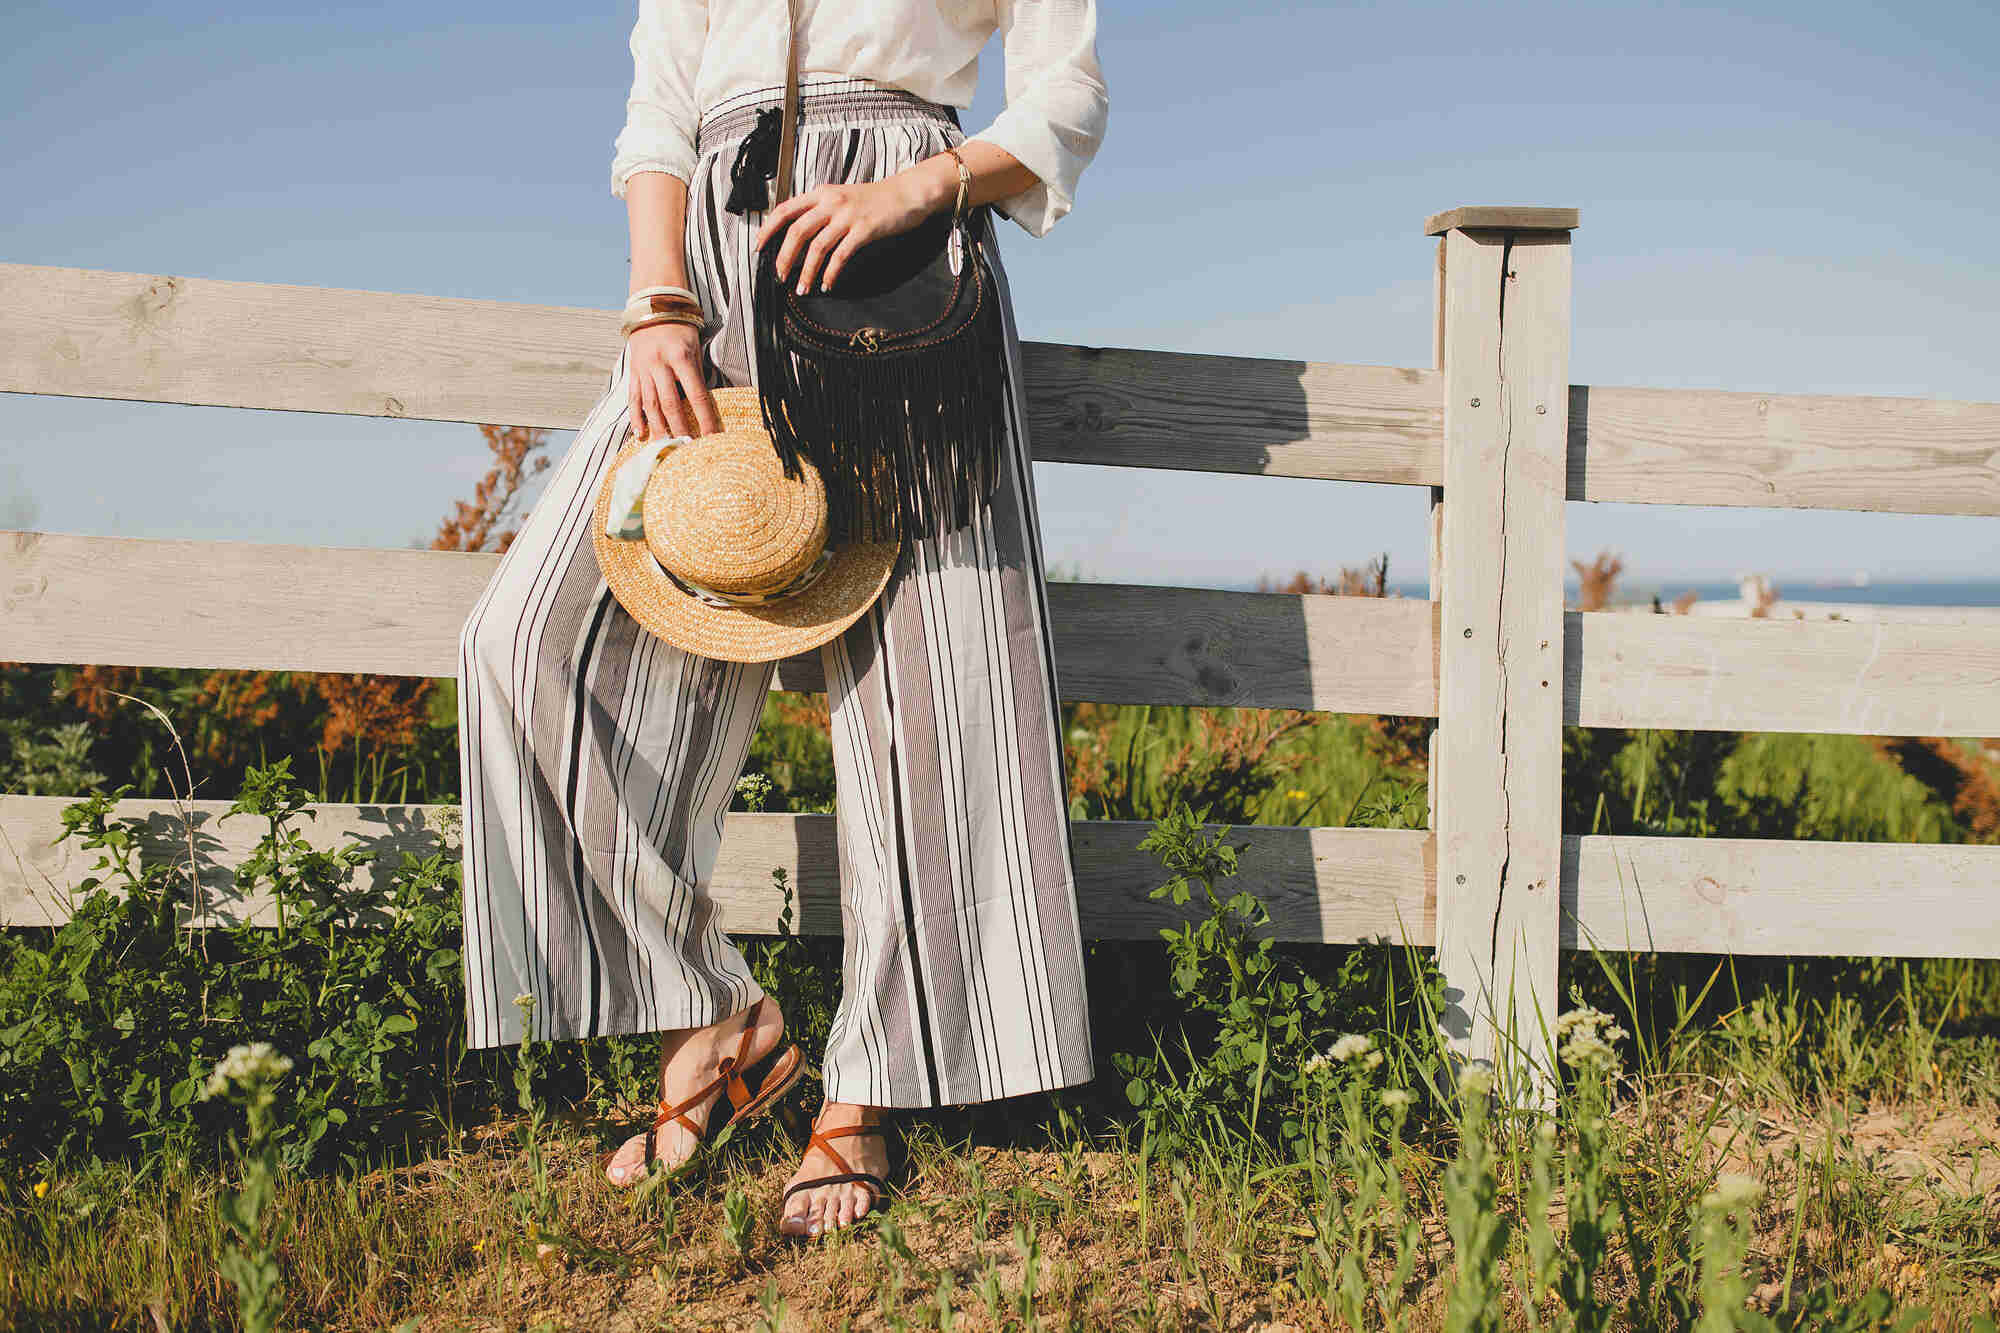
3, 695, 1999, 1325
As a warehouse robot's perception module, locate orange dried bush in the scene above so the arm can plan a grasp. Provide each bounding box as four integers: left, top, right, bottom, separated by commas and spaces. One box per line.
434, 423, 554, 556
1253, 556, 1430, 775
1871, 736, 2000, 842
1572, 550, 1624, 612
1253, 553, 1390, 600
55, 423, 554, 777
318, 675, 433, 756
1063, 699, 1323, 825
306, 421, 554, 760
1158, 706, 1319, 799
770, 693, 831, 732
65, 665, 146, 721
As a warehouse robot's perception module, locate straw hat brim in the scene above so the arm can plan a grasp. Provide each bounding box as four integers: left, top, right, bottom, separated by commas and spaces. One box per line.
591, 428, 901, 664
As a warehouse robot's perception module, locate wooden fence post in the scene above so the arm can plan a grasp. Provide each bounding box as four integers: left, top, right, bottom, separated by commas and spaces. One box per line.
1425, 206, 1578, 1099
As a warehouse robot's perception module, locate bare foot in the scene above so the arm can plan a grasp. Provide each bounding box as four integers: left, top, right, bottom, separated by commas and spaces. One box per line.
602, 996, 786, 1187
777, 1101, 892, 1238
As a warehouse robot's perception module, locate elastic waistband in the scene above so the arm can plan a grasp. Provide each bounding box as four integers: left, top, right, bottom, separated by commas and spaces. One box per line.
695, 80, 960, 158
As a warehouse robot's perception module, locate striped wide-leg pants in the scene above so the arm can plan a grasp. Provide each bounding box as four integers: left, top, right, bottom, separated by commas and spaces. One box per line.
456, 82, 1095, 1108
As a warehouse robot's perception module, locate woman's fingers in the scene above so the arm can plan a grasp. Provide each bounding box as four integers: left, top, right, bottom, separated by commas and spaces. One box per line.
792, 215, 851, 295
630, 360, 661, 442
656, 328, 719, 435
772, 205, 832, 282
676, 362, 722, 436
752, 190, 817, 255
818, 222, 876, 293
626, 325, 717, 442
650, 363, 691, 440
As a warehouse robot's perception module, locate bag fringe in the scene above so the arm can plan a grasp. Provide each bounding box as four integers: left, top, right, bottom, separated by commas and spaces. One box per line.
750, 243, 1012, 547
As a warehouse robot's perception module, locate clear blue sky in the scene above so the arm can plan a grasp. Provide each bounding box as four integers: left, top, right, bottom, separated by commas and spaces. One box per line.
5, 0, 1998, 593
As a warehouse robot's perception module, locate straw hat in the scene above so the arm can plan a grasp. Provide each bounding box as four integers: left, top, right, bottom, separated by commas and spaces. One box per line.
591, 385, 901, 663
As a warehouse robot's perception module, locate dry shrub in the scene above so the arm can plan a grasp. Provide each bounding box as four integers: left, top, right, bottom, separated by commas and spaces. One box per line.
66, 665, 147, 720
1572, 550, 1624, 611
317, 677, 434, 755
1065, 700, 1323, 823
1253, 556, 1430, 775
1744, 573, 1781, 618
1871, 736, 2000, 841
56, 424, 554, 769
1254, 553, 1390, 600
434, 424, 553, 556
770, 693, 830, 732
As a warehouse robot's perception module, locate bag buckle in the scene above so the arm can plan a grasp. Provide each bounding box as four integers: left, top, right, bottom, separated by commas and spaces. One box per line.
850, 327, 884, 353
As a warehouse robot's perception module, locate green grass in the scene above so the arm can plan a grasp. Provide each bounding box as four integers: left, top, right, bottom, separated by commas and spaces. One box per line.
6, 690, 2000, 1329
7, 968, 1996, 1331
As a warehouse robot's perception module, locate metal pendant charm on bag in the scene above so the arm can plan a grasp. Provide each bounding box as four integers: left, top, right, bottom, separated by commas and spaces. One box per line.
948, 222, 964, 276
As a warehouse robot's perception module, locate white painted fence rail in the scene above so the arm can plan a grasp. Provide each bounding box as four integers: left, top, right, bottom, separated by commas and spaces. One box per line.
5, 206, 2000, 1083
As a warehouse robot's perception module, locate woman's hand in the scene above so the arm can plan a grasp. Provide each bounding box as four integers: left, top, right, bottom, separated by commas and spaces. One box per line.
753, 162, 955, 295
626, 320, 722, 443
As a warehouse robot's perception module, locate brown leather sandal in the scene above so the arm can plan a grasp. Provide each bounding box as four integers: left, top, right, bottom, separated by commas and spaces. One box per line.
599, 997, 804, 1187
776, 1109, 895, 1238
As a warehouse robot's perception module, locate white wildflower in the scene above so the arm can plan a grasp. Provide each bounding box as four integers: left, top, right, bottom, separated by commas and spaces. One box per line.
1328, 1033, 1374, 1064
1701, 1172, 1764, 1213
1380, 1088, 1414, 1110
200, 1041, 293, 1100
513, 992, 537, 1014
1555, 1005, 1628, 1074
1457, 1061, 1496, 1099
1363, 1049, 1385, 1070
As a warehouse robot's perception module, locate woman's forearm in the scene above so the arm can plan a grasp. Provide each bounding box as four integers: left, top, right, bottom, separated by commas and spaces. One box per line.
900, 141, 1040, 218
624, 170, 693, 297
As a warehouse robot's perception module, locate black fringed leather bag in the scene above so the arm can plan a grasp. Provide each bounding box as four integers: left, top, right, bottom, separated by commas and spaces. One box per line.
720, 0, 1012, 547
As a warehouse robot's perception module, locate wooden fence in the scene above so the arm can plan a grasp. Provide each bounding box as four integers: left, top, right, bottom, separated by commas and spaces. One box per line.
5, 205, 1999, 1080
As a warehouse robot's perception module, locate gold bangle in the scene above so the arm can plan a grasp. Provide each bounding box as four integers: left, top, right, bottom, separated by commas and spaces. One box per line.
621, 308, 704, 333
944, 147, 971, 223
623, 293, 704, 322
620, 309, 705, 338
626, 284, 698, 307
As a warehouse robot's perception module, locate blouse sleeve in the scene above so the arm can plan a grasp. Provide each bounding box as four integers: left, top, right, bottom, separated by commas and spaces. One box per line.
964, 0, 1109, 238
609, 0, 707, 197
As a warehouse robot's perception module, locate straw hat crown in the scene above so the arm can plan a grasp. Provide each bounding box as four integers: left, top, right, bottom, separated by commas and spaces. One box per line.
591, 384, 901, 664
643, 429, 829, 596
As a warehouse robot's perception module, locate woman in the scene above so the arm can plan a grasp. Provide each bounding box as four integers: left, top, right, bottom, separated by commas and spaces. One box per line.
456, 0, 1107, 1239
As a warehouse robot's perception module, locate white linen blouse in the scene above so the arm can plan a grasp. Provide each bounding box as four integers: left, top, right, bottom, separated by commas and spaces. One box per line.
609, 0, 1107, 237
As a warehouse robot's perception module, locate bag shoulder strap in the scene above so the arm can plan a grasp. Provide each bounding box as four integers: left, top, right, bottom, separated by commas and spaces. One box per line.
774, 0, 800, 205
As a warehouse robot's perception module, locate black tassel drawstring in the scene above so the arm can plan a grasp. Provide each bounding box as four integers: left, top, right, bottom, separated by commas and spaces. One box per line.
723, 106, 785, 215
